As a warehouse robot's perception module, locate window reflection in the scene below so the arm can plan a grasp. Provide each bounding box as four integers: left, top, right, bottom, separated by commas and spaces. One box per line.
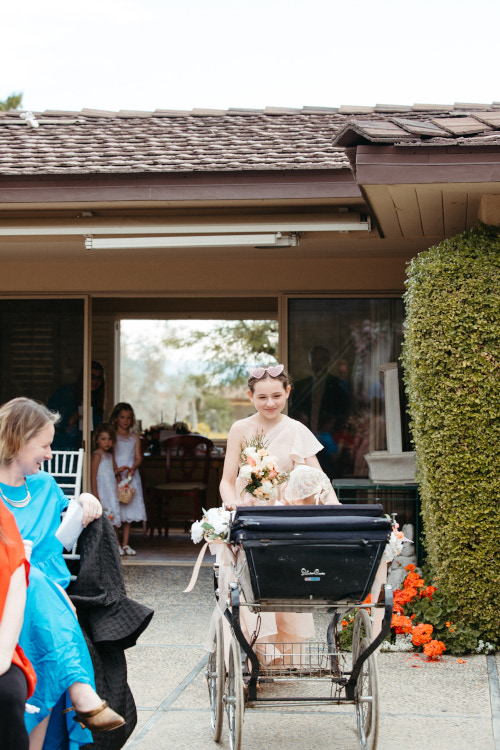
288, 298, 404, 478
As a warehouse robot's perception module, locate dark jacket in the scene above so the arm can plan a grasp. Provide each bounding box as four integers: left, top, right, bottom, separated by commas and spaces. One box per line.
68, 516, 154, 750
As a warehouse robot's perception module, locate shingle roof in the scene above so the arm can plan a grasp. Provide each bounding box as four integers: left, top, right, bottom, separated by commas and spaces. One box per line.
332, 105, 500, 148
1, 103, 500, 176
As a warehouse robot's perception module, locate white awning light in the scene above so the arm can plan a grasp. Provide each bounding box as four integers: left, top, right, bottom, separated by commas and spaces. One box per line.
84, 233, 300, 250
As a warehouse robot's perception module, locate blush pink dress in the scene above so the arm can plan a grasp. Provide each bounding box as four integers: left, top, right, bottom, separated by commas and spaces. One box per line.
216, 416, 324, 664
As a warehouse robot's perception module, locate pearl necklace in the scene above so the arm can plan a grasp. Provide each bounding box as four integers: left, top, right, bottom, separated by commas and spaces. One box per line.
0, 480, 32, 508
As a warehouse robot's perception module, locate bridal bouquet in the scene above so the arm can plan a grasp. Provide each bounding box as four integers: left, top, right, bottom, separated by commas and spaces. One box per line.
238, 432, 288, 504
191, 507, 232, 544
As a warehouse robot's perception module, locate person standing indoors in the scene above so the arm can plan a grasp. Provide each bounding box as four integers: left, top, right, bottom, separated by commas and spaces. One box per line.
91, 422, 122, 537
110, 403, 147, 555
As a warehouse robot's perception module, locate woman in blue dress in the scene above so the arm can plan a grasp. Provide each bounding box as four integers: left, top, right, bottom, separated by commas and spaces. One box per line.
0, 397, 124, 749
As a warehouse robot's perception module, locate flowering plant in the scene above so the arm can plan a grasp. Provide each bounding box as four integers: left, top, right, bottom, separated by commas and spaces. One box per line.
237, 432, 288, 503
190, 507, 232, 544
338, 563, 496, 658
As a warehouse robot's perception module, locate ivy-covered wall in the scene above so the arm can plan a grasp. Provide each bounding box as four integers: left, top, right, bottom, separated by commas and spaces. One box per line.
402, 224, 500, 642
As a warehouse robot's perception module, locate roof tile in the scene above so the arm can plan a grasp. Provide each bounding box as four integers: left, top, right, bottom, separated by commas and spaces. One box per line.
430, 116, 492, 136
1, 103, 500, 176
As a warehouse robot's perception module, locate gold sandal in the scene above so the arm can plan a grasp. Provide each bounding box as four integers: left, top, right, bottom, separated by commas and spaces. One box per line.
72, 700, 125, 733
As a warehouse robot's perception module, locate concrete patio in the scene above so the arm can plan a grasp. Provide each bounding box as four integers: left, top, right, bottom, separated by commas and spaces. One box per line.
118, 531, 500, 750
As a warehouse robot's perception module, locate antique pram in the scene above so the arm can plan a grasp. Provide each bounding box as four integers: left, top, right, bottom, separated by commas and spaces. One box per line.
206, 504, 394, 750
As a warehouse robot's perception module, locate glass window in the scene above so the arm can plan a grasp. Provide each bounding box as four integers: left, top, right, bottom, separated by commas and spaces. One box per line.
119, 318, 277, 441
0, 299, 86, 449
287, 298, 405, 478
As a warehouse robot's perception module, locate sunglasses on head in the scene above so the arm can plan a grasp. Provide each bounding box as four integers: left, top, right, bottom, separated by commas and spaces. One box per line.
248, 364, 285, 379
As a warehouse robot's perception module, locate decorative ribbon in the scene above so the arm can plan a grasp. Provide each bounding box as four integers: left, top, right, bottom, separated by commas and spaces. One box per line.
183, 539, 239, 593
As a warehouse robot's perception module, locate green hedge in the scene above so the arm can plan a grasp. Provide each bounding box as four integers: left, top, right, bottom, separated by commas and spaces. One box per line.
402, 224, 500, 643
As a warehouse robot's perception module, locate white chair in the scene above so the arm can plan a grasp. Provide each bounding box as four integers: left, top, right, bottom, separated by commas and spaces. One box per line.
42, 449, 84, 574
42, 449, 84, 501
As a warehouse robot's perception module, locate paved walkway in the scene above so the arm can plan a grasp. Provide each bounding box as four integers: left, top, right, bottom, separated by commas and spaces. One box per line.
119, 548, 500, 750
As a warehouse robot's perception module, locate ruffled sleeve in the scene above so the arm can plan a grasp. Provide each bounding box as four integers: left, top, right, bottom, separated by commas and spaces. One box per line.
289, 419, 324, 465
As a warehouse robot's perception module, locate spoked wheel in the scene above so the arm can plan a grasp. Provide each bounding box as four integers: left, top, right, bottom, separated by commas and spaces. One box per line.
352, 607, 373, 665
354, 637, 379, 750
206, 614, 224, 741
224, 636, 244, 750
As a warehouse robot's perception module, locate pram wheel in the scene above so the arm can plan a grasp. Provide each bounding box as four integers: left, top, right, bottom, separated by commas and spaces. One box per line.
206, 614, 224, 741
352, 607, 373, 665
354, 637, 379, 750
225, 636, 244, 750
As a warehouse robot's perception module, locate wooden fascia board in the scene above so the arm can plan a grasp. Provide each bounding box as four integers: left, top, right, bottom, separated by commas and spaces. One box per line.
0, 169, 361, 205
355, 145, 500, 185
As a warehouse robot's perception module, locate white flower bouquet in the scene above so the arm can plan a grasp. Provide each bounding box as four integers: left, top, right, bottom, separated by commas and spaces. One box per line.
190, 506, 232, 544
382, 515, 413, 563
237, 432, 288, 504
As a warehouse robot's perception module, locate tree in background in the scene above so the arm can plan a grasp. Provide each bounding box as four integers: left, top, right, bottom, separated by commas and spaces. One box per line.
162, 319, 278, 386
0, 93, 23, 111
402, 224, 500, 643
120, 319, 278, 435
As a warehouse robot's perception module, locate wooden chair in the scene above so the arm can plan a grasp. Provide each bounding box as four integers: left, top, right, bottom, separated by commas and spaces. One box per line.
148, 435, 214, 537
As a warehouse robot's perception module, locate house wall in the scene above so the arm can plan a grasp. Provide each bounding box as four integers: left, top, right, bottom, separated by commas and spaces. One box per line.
0, 254, 409, 294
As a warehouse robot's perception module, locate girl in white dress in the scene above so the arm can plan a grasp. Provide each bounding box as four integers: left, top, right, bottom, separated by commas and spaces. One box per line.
110, 403, 147, 556
90, 423, 121, 531
219, 364, 340, 663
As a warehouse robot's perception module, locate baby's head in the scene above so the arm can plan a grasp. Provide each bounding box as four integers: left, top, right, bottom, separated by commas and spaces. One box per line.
284, 465, 331, 505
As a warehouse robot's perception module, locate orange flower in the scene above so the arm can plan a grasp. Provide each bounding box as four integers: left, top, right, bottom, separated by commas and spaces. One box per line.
405, 564, 416, 572
391, 614, 413, 634
363, 594, 371, 605
341, 619, 348, 629
457, 658, 467, 664
445, 621, 453, 628
419, 586, 437, 600
404, 572, 425, 589
392, 602, 404, 614
246, 457, 256, 466
423, 640, 446, 661
395, 586, 418, 605
411, 623, 433, 647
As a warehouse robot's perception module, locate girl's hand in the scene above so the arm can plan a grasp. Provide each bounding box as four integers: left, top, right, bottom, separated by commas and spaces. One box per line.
78, 492, 103, 527
116, 465, 128, 474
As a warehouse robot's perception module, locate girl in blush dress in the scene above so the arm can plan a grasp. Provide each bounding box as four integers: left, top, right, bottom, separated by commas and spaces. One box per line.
110, 403, 147, 556
219, 364, 340, 664
91, 423, 121, 532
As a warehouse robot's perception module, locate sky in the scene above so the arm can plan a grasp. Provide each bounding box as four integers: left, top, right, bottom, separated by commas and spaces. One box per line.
2, 0, 499, 113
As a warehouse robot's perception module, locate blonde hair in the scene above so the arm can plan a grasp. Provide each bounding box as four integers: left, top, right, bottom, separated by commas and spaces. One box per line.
0, 397, 59, 466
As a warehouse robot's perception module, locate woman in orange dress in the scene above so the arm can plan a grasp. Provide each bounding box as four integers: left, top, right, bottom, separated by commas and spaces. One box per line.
0, 497, 36, 750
